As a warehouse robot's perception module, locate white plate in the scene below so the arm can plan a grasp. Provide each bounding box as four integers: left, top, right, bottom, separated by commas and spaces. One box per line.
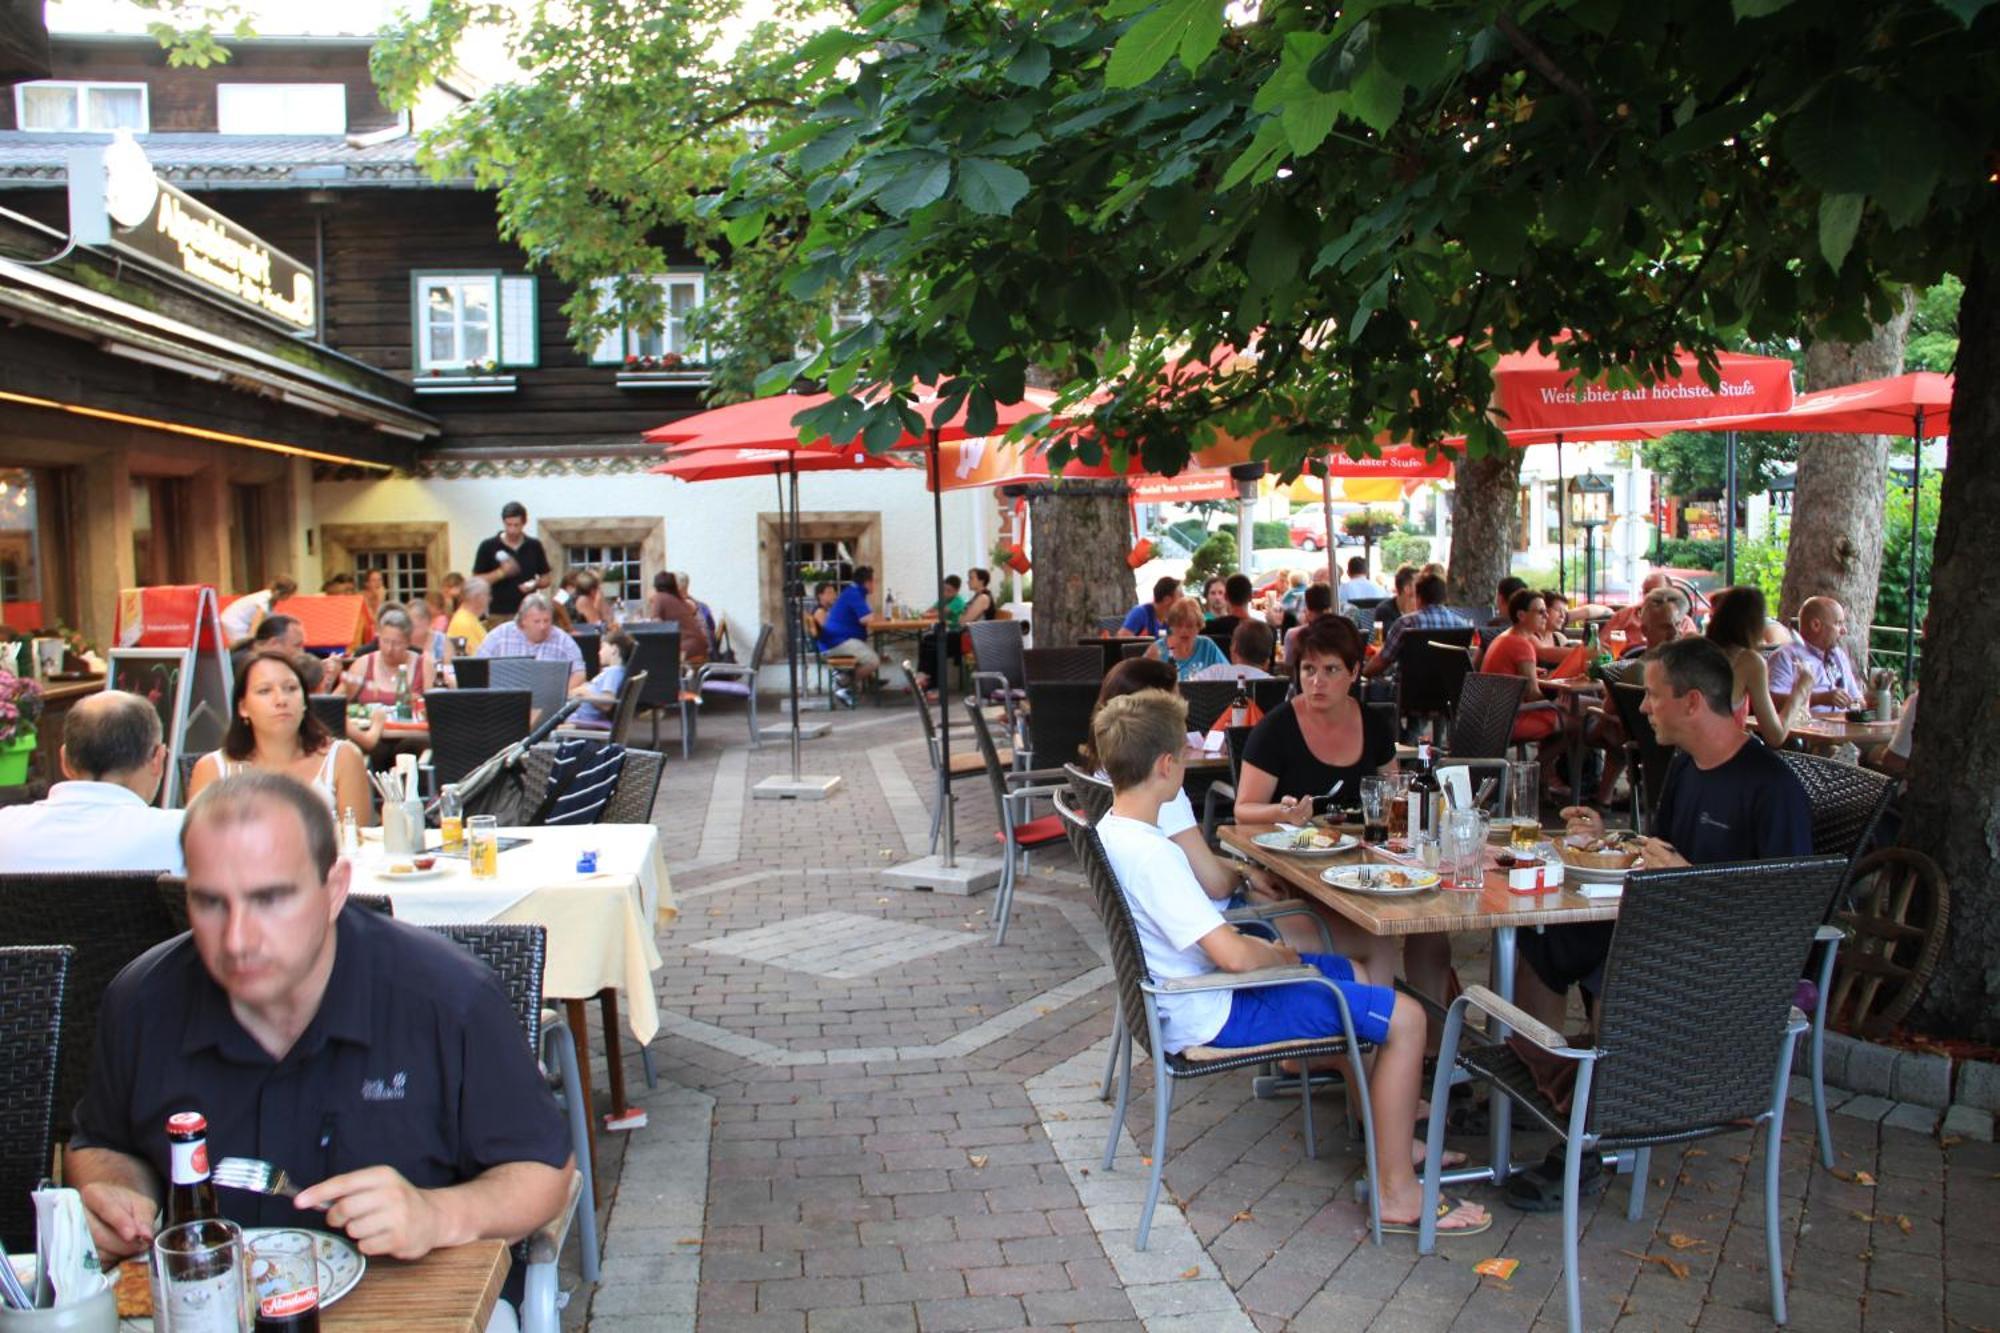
1254, 830, 1358, 858
1321, 865, 1440, 895
372, 864, 452, 882
244, 1227, 366, 1308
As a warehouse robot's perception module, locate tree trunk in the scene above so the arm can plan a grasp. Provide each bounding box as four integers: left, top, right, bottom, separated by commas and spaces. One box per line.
1906, 247, 2000, 1044
1025, 478, 1135, 646
1779, 296, 1914, 665
1446, 448, 1523, 607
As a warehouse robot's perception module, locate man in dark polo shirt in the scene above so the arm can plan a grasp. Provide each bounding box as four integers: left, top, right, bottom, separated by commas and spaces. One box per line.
471, 501, 552, 620
69, 772, 571, 1278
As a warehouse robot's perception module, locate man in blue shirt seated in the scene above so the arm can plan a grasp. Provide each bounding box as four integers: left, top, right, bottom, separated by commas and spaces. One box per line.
817, 565, 882, 706
71, 772, 572, 1320
1120, 576, 1181, 637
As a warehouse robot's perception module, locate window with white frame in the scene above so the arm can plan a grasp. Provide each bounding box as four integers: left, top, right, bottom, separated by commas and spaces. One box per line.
216, 83, 346, 135
829, 289, 869, 337
352, 549, 430, 605
14, 81, 148, 132
565, 544, 644, 598
589, 273, 708, 364
412, 272, 538, 373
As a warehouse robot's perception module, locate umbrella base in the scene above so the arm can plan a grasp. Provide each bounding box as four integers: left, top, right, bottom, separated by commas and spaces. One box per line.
752, 773, 844, 801
882, 853, 1003, 897
762, 721, 830, 741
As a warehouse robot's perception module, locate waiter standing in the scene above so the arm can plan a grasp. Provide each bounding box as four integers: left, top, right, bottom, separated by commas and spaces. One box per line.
470, 501, 551, 620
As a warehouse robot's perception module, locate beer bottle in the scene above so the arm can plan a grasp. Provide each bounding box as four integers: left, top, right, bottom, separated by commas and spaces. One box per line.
1586, 623, 1609, 671
394, 664, 412, 721
1408, 742, 1441, 843
1228, 673, 1250, 729
166, 1111, 219, 1227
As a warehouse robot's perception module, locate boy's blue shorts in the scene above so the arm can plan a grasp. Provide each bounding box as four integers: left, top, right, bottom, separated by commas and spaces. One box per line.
1210, 952, 1396, 1048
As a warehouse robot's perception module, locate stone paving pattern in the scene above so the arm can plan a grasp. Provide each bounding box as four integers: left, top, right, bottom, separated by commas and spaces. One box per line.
555, 700, 1999, 1332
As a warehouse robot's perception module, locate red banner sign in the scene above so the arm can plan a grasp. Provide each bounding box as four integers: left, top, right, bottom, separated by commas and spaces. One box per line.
115, 585, 227, 652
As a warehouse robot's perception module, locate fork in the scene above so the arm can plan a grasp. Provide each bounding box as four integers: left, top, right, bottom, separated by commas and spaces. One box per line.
213, 1157, 300, 1200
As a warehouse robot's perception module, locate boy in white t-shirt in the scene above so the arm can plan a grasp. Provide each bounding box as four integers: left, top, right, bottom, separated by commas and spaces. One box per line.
1089, 690, 1489, 1238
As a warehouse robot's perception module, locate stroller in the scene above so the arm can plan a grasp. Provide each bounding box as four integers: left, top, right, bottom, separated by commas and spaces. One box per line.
437, 699, 586, 825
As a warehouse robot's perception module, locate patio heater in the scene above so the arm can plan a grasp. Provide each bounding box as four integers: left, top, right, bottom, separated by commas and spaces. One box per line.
1567, 469, 1614, 605
1230, 462, 1265, 570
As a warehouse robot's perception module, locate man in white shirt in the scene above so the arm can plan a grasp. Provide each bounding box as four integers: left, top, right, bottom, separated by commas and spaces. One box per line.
1190, 620, 1278, 681
1337, 556, 1387, 604
1087, 690, 1487, 1238
0, 691, 184, 874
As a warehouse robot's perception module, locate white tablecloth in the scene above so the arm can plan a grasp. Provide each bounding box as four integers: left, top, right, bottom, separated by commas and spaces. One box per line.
357, 824, 675, 1042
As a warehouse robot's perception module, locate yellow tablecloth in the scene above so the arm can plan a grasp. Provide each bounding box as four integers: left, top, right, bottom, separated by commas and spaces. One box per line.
366, 824, 675, 1043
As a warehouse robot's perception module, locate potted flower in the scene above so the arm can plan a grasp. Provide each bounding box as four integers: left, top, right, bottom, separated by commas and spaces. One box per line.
0, 667, 44, 787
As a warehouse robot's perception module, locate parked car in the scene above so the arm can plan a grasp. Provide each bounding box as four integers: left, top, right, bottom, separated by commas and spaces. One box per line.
1287, 508, 1364, 551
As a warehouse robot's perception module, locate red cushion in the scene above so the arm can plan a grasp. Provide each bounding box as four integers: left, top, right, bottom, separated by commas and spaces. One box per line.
1002, 814, 1068, 847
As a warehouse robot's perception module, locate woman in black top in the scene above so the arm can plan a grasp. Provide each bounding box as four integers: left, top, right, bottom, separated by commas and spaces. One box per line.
1236, 616, 1395, 822
1233, 615, 1451, 1014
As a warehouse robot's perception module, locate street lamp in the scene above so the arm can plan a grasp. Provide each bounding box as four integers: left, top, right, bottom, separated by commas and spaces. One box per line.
1229, 462, 1265, 572
1567, 470, 1615, 604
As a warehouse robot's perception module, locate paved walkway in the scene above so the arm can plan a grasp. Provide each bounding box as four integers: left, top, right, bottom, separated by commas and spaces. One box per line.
559, 702, 1999, 1332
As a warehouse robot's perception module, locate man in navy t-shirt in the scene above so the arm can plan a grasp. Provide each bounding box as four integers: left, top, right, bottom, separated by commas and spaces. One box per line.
1520, 635, 1813, 1016
816, 565, 881, 704
1121, 576, 1181, 637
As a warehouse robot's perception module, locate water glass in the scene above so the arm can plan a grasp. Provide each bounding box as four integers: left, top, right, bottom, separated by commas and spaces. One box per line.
1445, 809, 1490, 890
467, 815, 500, 880
152, 1219, 251, 1332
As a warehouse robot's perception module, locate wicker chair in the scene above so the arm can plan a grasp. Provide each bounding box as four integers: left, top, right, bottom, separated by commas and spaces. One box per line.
570, 627, 602, 682
1022, 647, 1105, 684
556, 670, 648, 747
515, 743, 666, 825
1054, 790, 1382, 1250
1773, 751, 1902, 1171
695, 623, 774, 746
963, 698, 1069, 945
425, 688, 533, 788
968, 620, 1030, 750
1431, 671, 1527, 795
0, 946, 70, 1251
1418, 855, 1849, 1333
628, 627, 697, 758
308, 693, 349, 738
903, 661, 1007, 855
1062, 764, 1114, 826
1073, 636, 1130, 678
450, 655, 492, 689
422, 924, 598, 1326
157, 879, 393, 931
1601, 677, 1673, 834
1024, 681, 1098, 773
1395, 633, 1476, 742
1177, 680, 1236, 734
489, 658, 573, 727
0, 874, 181, 1143
1119, 640, 1153, 662
1198, 725, 1255, 844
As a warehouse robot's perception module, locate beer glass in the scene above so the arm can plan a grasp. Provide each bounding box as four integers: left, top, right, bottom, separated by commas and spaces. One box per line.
152, 1219, 251, 1332
467, 815, 500, 880
1509, 760, 1542, 851
247, 1231, 328, 1333
1359, 777, 1389, 845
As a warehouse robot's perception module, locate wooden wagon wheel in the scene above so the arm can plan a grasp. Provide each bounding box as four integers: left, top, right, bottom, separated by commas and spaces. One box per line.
1828, 846, 1950, 1038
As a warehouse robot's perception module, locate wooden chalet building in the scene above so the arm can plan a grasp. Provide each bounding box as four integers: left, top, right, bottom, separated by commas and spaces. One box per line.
0, 29, 987, 657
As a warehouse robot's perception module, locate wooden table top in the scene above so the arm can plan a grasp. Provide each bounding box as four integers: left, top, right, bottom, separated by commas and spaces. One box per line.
325, 1240, 509, 1332
1181, 744, 1231, 772
871, 618, 933, 632
1784, 715, 1897, 746
1222, 822, 1622, 937
37, 676, 106, 704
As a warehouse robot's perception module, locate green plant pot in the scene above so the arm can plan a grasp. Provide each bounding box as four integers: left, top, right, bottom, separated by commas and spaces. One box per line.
0, 728, 36, 786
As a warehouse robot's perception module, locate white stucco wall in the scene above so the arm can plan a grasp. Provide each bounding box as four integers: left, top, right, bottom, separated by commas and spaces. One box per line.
311, 466, 993, 658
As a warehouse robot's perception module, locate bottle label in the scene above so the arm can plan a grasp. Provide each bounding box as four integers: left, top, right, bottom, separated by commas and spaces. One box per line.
171, 1137, 209, 1184
261, 1288, 320, 1318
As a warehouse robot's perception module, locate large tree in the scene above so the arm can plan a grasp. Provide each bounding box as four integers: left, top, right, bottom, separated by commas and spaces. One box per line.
723, 0, 1997, 1037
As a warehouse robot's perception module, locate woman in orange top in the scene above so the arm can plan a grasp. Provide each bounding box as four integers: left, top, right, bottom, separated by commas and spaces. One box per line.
1481, 588, 1573, 792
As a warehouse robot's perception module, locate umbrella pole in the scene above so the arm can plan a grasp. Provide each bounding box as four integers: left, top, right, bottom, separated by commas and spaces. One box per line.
1724, 431, 1739, 586
1320, 468, 1336, 587
1904, 408, 1924, 692
929, 429, 959, 869
1555, 434, 1566, 599
786, 462, 804, 782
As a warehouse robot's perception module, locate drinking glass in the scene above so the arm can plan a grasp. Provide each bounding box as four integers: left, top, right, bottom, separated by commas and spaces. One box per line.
247, 1230, 328, 1332
1509, 760, 1541, 850
152, 1219, 251, 1333
1386, 772, 1413, 839
467, 815, 499, 880
1359, 777, 1389, 844
1446, 809, 1490, 890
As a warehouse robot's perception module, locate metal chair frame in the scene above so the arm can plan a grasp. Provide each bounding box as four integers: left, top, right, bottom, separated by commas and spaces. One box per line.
1418, 855, 1849, 1333
694, 622, 775, 747
628, 627, 697, 758
1055, 790, 1380, 1250
963, 698, 1068, 945
902, 661, 1001, 854
968, 620, 1030, 752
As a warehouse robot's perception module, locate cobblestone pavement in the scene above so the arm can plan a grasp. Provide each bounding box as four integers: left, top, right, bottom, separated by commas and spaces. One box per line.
559, 701, 2000, 1333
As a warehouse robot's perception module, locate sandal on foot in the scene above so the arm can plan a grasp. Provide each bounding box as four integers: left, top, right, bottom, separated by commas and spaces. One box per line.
1503, 1147, 1605, 1213
1382, 1196, 1492, 1237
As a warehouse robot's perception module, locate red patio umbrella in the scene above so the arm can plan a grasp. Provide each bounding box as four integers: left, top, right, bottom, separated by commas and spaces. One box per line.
1667, 372, 1953, 686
